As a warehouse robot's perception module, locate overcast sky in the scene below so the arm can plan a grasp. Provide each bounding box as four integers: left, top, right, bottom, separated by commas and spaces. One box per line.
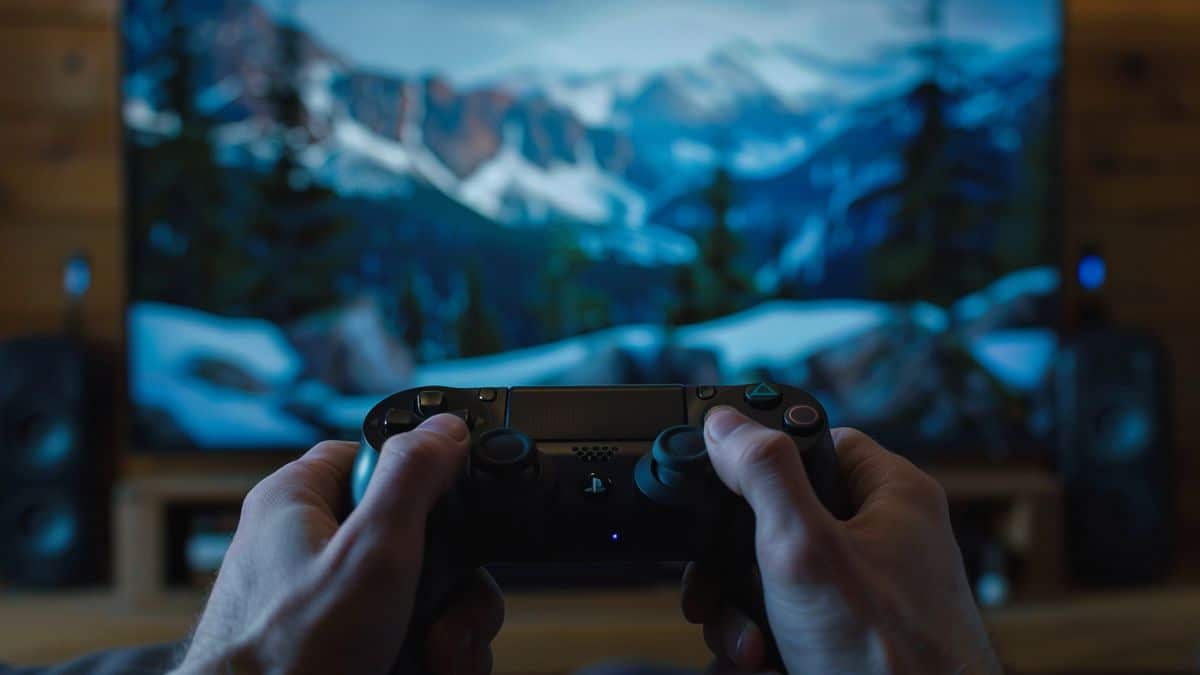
256, 0, 1060, 85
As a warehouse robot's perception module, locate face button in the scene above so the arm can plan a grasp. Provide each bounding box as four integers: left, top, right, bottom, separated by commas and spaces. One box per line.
478, 388, 497, 402
783, 404, 822, 435
382, 408, 418, 437
582, 473, 612, 498
417, 390, 447, 417
473, 428, 538, 476
696, 385, 717, 400
744, 382, 782, 409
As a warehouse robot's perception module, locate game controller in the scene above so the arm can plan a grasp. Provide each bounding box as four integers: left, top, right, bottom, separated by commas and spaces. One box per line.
350, 384, 853, 673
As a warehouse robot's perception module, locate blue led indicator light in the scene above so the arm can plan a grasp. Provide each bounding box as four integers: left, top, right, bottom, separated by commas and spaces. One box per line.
1078, 254, 1106, 291
610, 532, 620, 542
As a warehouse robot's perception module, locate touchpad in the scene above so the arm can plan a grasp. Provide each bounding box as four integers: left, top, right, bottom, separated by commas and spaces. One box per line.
507, 387, 685, 441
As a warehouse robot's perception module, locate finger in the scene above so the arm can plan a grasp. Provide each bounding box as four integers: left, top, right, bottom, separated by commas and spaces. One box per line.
307, 416, 472, 674
341, 413, 470, 539
702, 607, 766, 672
831, 427, 939, 515
681, 561, 723, 624
427, 568, 505, 674
243, 440, 360, 517
704, 407, 835, 552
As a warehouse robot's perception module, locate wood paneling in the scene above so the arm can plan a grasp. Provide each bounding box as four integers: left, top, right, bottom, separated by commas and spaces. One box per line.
0, 25, 118, 114
1067, 119, 1200, 175
0, 0, 116, 24
1061, 0, 1200, 549
0, 220, 123, 316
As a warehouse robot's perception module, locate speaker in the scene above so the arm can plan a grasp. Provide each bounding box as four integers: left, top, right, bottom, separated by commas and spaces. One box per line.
1055, 329, 1173, 585
0, 337, 109, 587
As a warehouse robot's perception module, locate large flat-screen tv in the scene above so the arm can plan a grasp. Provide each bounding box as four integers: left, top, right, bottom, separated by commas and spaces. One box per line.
123, 0, 1063, 454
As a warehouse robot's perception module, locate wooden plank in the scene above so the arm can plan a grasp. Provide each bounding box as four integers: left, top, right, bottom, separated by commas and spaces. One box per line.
1065, 0, 1200, 120
1068, 173, 1200, 220
0, 0, 116, 24
0, 220, 123, 317
1067, 0, 1200, 37
1066, 119, 1200, 176
0, 25, 118, 114
5, 587, 1200, 673
0, 149, 122, 218
1066, 50, 1200, 120
0, 109, 123, 218
987, 587, 1200, 673
0, 310, 121, 342
0, 110, 120, 157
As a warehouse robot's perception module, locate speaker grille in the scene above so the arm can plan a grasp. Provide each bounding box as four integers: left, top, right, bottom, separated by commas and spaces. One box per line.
571, 445, 619, 463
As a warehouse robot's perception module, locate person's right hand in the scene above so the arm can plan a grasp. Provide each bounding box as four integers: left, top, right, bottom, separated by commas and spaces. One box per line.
681, 407, 1002, 675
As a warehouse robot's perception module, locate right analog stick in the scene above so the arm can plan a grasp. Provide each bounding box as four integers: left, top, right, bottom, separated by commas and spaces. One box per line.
636, 425, 712, 507
651, 425, 709, 487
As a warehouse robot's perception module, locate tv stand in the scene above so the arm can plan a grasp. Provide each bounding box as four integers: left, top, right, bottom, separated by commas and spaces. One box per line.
112, 463, 1065, 607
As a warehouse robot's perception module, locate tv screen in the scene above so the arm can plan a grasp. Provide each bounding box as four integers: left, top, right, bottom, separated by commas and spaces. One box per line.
123, 0, 1062, 454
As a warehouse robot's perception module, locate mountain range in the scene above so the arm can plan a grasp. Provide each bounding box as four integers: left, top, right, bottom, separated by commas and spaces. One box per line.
124, 0, 1058, 282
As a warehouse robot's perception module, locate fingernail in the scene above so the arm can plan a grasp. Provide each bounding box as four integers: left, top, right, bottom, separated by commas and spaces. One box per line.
419, 414, 469, 443
705, 406, 746, 442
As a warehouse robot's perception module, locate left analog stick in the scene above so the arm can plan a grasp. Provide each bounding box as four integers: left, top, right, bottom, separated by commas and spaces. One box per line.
473, 428, 538, 476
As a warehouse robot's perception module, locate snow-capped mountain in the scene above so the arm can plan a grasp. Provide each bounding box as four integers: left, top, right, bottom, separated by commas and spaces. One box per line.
125, 0, 1058, 277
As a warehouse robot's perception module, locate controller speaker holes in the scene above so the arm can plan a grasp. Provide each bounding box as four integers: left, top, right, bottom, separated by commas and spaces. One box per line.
571, 445, 618, 463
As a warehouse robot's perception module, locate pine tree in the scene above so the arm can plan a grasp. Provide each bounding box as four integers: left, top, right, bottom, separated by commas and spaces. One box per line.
132, 0, 244, 312
243, 11, 355, 322
457, 264, 504, 357
537, 227, 613, 341
861, 0, 1005, 305
399, 267, 425, 358
668, 165, 753, 325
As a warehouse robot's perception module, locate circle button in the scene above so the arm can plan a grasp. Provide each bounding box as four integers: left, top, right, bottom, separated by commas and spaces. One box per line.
784, 405, 822, 434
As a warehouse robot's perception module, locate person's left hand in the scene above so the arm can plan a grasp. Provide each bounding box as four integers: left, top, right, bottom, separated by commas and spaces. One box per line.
172, 414, 503, 675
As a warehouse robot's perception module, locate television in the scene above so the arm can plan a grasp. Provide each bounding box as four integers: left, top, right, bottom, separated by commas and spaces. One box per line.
122, 0, 1063, 455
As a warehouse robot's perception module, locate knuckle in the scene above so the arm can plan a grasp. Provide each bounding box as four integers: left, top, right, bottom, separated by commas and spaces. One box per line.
761, 519, 845, 582
906, 470, 949, 516
240, 476, 283, 518
307, 439, 351, 459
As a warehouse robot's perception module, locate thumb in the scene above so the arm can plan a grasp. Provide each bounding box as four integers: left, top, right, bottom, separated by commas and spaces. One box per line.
703, 406, 839, 581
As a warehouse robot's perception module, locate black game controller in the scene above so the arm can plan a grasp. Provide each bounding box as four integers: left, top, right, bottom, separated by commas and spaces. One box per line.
350, 384, 853, 673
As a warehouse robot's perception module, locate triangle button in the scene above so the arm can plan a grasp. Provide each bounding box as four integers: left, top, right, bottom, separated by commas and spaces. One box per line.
744, 382, 782, 409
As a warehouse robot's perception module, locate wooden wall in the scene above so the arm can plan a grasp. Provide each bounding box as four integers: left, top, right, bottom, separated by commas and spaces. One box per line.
0, 2, 1198, 544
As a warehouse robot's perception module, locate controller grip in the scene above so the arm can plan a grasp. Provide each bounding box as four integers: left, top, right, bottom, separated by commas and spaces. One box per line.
392, 495, 475, 674
807, 429, 855, 521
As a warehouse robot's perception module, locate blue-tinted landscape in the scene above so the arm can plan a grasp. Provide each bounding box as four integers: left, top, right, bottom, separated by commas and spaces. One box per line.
125, 0, 1061, 453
